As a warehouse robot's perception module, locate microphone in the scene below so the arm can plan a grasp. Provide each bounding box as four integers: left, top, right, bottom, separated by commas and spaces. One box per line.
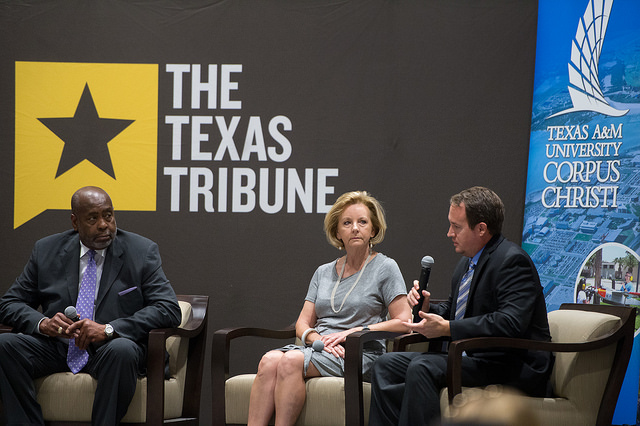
311, 340, 325, 352
64, 305, 96, 355
64, 306, 80, 322
412, 256, 434, 322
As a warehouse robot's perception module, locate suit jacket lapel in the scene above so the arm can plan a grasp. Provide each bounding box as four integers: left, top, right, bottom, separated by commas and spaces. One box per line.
60, 233, 81, 304
96, 233, 124, 308
466, 234, 503, 312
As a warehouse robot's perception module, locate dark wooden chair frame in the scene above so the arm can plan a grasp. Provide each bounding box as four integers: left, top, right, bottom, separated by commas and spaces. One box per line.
0, 294, 209, 426
394, 303, 636, 426
211, 324, 400, 426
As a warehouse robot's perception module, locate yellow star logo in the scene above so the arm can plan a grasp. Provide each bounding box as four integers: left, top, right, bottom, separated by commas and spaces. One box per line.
15, 61, 158, 228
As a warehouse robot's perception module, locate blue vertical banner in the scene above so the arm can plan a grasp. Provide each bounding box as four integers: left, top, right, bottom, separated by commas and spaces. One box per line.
524, 0, 640, 423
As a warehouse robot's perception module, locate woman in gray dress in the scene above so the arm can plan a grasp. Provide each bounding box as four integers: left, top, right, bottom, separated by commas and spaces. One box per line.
247, 191, 412, 426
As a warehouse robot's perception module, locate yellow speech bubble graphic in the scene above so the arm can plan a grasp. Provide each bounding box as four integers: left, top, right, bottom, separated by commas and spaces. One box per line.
15, 62, 158, 228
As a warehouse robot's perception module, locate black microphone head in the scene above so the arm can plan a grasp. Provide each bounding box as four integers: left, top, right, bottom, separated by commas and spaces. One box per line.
311, 340, 325, 352
64, 306, 78, 320
421, 256, 434, 268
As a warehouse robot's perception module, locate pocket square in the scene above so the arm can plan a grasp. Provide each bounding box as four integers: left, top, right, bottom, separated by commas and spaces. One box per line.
118, 287, 137, 296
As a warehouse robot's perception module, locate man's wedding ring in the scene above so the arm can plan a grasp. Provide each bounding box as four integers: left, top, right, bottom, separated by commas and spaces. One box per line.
57, 326, 63, 334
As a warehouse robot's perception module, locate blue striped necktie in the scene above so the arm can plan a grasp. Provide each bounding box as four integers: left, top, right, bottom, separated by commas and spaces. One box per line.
67, 249, 97, 374
455, 261, 475, 320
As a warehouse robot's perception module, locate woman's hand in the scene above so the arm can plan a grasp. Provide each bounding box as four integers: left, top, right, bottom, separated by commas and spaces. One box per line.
319, 330, 352, 358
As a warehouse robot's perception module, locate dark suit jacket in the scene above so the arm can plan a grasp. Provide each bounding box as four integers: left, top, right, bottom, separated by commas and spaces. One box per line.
431, 233, 550, 342
0, 228, 182, 351
429, 234, 552, 395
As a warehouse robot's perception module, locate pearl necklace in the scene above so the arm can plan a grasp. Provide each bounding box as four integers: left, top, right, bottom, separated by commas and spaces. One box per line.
330, 251, 372, 313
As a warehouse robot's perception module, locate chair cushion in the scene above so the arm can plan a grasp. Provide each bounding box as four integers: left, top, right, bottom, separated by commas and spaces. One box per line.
36, 300, 193, 422
35, 373, 184, 422
440, 386, 595, 426
225, 374, 371, 426
548, 309, 621, 397
225, 374, 255, 424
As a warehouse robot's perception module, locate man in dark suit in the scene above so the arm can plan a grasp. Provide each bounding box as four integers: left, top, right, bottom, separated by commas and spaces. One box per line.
368, 186, 552, 426
0, 186, 182, 425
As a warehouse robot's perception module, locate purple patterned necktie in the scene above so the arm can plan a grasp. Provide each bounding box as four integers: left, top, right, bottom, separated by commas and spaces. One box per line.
455, 261, 475, 320
67, 249, 97, 374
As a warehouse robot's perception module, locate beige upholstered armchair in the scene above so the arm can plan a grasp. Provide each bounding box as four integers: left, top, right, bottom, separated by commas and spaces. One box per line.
396, 303, 636, 426
0, 294, 209, 425
211, 324, 402, 426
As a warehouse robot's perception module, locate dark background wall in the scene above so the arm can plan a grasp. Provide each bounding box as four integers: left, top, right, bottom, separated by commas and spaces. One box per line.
0, 0, 538, 423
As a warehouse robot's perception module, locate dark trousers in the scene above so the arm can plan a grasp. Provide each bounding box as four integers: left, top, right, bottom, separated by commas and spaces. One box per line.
0, 333, 144, 426
368, 351, 549, 426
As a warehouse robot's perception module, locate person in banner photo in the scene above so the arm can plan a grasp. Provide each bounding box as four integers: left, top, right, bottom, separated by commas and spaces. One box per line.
246, 191, 411, 426
576, 278, 589, 303
368, 186, 553, 426
0, 186, 182, 425
623, 271, 634, 293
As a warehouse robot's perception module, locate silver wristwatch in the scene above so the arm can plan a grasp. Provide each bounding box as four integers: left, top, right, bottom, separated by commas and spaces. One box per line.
104, 323, 114, 339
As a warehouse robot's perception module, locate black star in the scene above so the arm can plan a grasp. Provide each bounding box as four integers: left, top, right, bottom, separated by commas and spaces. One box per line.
38, 83, 134, 179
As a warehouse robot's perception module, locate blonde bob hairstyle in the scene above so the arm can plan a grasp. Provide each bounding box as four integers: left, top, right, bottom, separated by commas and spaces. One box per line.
324, 191, 387, 249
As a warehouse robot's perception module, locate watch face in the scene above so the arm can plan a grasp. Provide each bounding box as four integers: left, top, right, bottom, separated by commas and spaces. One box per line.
105, 324, 114, 336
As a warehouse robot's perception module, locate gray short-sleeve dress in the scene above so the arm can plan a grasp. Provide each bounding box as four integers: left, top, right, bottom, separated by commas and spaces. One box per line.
279, 253, 407, 380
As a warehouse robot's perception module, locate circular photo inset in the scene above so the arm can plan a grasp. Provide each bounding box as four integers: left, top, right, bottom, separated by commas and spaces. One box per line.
575, 243, 639, 306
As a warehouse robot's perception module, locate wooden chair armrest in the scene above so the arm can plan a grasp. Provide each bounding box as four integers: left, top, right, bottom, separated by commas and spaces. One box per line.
147, 294, 209, 424
146, 295, 209, 387
211, 324, 296, 426
392, 332, 450, 353
393, 333, 427, 351
145, 328, 175, 423
344, 330, 403, 426
214, 324, 296, 342
178, 294, 209, 333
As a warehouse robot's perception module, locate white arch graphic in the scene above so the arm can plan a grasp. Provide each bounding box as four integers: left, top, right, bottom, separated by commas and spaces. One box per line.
548, 0, 628, 118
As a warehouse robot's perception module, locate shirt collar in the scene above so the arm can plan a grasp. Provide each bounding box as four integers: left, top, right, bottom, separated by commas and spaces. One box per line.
469, 246, 485, 268
79, 242, 106, 262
